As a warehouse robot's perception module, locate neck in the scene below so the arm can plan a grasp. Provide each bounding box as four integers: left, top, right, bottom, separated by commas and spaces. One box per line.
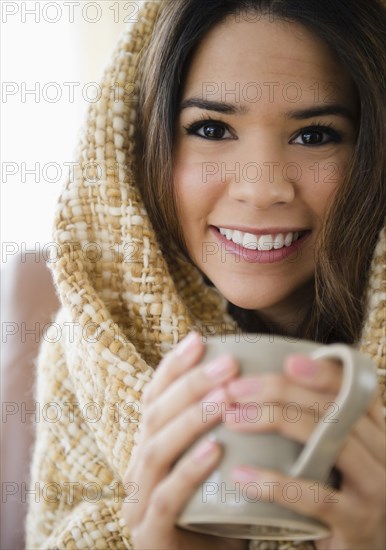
256, 278, 315, 337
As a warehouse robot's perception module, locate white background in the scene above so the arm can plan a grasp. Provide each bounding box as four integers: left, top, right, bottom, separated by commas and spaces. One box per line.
1, 0, 133, 264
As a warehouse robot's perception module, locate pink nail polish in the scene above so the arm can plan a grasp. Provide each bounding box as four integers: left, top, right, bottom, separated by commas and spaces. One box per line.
192, 437, 217, 462
232, 466, 261, 483
204, 355, 235, 379
288, 355, 319, 376
176, 332, 199, 356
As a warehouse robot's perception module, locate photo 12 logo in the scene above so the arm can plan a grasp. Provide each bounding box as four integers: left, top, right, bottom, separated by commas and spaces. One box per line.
1, 2, 142, 24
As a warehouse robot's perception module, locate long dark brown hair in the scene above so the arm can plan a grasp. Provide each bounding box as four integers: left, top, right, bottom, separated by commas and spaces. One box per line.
135, 0, 386, 345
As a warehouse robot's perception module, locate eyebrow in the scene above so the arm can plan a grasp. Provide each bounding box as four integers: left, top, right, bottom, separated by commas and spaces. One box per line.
286, 105, 355, 121
179, 98, 355, 121
179, 98, 247, 115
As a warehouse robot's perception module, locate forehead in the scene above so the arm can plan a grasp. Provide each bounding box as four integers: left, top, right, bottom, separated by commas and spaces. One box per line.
181, 16, 354, 103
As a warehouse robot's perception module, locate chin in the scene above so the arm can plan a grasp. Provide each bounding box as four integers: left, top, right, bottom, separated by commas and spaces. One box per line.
209, 278, 288, 311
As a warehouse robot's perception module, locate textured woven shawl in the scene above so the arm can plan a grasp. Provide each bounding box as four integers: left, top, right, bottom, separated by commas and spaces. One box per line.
25, 1, 385, 548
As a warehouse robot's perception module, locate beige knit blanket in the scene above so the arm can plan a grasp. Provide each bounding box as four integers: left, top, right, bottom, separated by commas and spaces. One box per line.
25, 2, 385, 548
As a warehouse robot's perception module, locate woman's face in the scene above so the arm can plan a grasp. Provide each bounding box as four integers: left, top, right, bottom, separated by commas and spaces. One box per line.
173, 15, 357, 325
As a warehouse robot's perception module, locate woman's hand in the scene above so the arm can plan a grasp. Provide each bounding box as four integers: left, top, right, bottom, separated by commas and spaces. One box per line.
224, 353, 386, 550
122, 331, 247, 550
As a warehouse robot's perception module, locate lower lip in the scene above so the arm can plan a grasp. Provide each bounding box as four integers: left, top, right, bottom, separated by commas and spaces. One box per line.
210, 226, 312, 264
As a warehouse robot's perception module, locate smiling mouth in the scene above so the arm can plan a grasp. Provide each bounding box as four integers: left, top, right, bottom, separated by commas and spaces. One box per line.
212, 226, 310, 251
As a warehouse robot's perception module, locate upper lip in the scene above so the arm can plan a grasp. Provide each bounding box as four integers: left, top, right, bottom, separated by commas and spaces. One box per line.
212, 225, 310, 236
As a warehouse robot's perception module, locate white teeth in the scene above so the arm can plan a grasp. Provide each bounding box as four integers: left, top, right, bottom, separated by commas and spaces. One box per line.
258, 234, 273, 250
218, 227, 302, 250
273, 233, 284, 249
231, 230, 243, 245
284, 232, 293, 247
242, 232, 258, 249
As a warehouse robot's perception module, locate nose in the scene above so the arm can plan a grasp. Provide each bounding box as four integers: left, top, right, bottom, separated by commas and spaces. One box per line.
227, 141, 296, 209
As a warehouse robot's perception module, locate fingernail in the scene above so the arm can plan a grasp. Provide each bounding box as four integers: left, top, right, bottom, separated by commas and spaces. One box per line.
227, 377, 261, 397
192, 437, 217, 462
232, 466, 261, 483
204, 355, 236, 380
176, 332, 199, 356
287, 354, 319, 376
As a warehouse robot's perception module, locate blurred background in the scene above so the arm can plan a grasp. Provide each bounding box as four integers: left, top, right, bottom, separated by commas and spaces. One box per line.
1, 2, 135, 548
1, 0, 130, 264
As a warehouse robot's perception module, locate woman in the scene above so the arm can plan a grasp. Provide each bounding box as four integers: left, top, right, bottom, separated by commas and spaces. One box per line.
25, 1, 385, 549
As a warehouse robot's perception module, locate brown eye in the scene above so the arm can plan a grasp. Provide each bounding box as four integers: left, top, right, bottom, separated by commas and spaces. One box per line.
291, 125, 342, 146
302, 131, 324, 144
184, 119, 233, 140
202, 123, 226, 139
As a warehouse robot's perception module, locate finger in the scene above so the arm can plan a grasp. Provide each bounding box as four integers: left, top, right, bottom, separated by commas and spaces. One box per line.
334, 430, 386, 500
285, 354, 385, 429
350, 413, 386, 464
225, 400, 385, 491
142, 354, 238, 438
366, 387, 385, 429
142, 331, 204, 405
284, 354, 343, 393
130, 437, 222, 539
124, 387, 226, 524
223, 396, 330, 444
226, 372, 339, 412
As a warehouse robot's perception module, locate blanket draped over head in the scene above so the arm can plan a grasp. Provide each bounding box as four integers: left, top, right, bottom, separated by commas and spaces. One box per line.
25, 1, 385, 548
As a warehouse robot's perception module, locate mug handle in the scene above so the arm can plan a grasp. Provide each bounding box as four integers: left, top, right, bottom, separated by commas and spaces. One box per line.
289, 344, 377, 481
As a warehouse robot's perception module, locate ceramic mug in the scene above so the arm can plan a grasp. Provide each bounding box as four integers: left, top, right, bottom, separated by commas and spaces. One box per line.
177, 333, 377, 540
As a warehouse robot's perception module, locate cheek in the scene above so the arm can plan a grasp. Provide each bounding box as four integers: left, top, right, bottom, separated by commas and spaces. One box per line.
173, 163, 199, 222
173, 160, 223, 224
299, 152, 350, 219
